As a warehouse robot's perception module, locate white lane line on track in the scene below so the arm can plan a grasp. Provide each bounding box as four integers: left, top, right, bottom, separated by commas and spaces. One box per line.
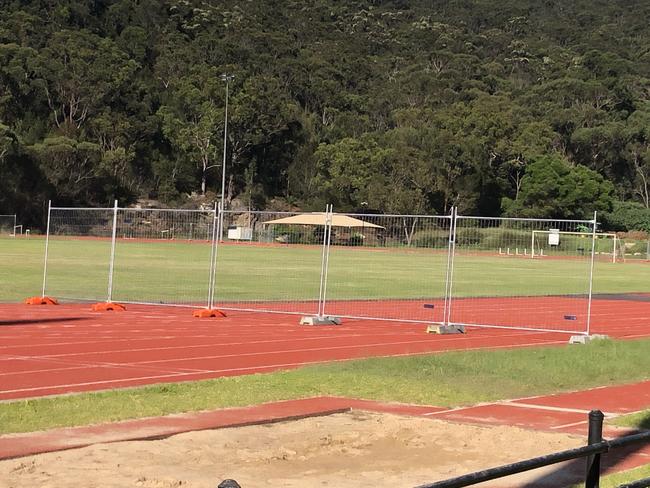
1, 364, 211, 377
551, 420, 590, 430
0, 339, 568, 397
0, 331, 432, 352
0, 334, 565, 378
0, 336, 503, 374
0, 333, 555, 386
0, 329, 550, 361
499, 401, 615, 416
121, 336, 560, 367
1, 355, 212, 376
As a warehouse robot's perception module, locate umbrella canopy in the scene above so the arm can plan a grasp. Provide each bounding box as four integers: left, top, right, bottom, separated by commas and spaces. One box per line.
263, 213, 384, 229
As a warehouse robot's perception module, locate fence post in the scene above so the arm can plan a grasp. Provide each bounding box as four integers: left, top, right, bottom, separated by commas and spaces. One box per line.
317, 204, 333, 318
585, 211, 597, 337
585, 409, 604, 488
106, 200, 119, 303
41, 200, 52, 298
443, 207, 458, 327
209, 201, 222, 310
442, 207, 454, 326
207, 202, 218, 309
531, 228, 536, 259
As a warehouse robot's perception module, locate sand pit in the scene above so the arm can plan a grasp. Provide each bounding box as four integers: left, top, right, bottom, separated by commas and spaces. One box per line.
0, 411, 585, 488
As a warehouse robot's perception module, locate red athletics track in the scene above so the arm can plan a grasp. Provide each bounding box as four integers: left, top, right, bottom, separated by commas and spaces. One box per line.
1, 295, 649, 401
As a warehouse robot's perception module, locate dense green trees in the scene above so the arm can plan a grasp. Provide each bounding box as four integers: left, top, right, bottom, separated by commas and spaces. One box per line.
1, 0, 650, 229
502, 156, 615, 219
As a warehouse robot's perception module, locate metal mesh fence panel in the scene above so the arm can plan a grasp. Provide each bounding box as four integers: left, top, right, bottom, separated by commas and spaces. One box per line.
44, 207, 114, 302
0, 214, 16, 237
111, 208, 215, 307
532, 231, 617, 263
616, 235, 650, 262
322, 213, 452, 323
447, 215, 596, 334
39, 202, 619, 334
211, 210, 324, 315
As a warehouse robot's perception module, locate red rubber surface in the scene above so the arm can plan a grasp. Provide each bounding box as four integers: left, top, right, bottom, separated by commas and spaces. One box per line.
1, 297, 649, 401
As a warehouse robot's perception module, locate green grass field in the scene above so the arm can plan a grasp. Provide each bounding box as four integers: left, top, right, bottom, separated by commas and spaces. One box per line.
1, 236, 649, 304
1, 236, 648, 304
613, 409, 650, 430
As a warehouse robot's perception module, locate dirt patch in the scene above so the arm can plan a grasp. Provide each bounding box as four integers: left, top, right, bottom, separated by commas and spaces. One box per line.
0, 411, 584, 488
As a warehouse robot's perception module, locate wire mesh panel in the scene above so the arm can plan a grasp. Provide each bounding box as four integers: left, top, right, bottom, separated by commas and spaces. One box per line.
111, 208, 215, 307
44, 207, 114, 302
322, 213, 452, 323
615, 235, 650, 262
212, 210, 324, 315
0, 214, 16, 237
532, 231, 617, 263
447, 216, 596, 334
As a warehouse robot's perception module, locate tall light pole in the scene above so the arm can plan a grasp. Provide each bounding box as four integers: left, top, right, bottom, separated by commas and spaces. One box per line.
219, 73, 234, 240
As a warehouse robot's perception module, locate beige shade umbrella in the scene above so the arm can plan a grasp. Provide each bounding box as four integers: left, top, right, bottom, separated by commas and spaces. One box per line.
263, 213, 384, 229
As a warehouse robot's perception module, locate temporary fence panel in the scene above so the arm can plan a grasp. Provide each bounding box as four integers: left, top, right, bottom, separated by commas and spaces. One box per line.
532, 231, 617, 263
0, 214, 16, 237
447, 215, 596, 334
111, 208, 215, 307
615, 236, 650, 262
39, 202, 618, 335
322, 212, 452, 323
43, 206, 114, 302
211, 209, 324, 316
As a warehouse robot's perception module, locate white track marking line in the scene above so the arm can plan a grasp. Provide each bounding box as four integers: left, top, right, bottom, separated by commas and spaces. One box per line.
0, 335, 565, 375
551, 420, 590, 430
1, 364, 209, 377
505, 381, 650, 403
127, 337, 565, 367
5, 338, 475, 373
0, 329, 552, 362
2, 355, 211, 376
0, 340, 567, 398
0, 331, 438, 352
34, 332, 545, 359
423, 407, 467, 416
499, 401, 615, 416
0, 361, 348, 395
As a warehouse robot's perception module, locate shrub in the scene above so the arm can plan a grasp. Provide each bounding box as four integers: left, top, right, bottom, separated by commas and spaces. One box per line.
601, 201, 650, 232
347, 232, 365, 246
455, 227, 483, 247
411, 229, 449, 248
481, 228, 532, 250
272, 225, 306, 244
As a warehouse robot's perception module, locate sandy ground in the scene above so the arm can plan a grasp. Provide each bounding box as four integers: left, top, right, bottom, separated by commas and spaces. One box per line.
0, 411, 587, 488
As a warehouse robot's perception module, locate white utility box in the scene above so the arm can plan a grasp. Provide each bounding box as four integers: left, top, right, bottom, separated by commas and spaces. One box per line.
227, 226, 253, 240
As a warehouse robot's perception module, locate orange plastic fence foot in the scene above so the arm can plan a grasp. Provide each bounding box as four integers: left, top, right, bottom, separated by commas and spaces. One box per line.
192, 308, 227, 318
91, 302, 126, 312
24, 296, 59, 305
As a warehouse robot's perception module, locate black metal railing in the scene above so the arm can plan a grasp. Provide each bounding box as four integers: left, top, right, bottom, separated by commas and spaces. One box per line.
416, 410, 650, 488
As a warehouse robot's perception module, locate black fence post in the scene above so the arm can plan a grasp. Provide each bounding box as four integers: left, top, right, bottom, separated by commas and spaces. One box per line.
585, 409, 605, 488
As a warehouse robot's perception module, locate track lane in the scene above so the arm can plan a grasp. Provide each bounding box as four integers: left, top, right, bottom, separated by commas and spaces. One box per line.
1, 298, 648, 401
